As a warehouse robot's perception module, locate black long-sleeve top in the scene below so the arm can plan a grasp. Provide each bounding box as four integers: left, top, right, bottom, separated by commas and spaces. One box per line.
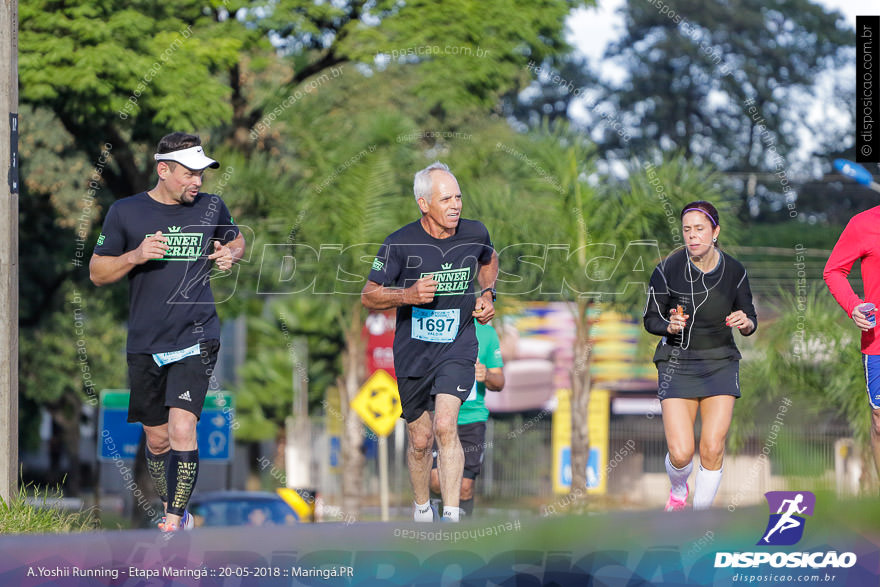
643, 248, 758, 362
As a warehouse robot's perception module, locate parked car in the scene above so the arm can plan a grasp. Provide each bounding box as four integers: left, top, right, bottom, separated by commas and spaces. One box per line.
187, 491, 301, 527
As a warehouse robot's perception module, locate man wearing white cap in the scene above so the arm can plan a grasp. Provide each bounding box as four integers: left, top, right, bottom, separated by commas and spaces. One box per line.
90, 132, 245, 532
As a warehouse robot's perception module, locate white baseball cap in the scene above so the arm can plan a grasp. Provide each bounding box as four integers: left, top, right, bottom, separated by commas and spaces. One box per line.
154, 145, 219, 170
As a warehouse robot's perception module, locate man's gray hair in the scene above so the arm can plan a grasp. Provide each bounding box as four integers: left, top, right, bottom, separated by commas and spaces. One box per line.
413, 161, 454, 205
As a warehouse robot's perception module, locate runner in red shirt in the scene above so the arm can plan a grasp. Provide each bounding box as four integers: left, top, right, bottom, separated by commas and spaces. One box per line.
824, 207, 880, 478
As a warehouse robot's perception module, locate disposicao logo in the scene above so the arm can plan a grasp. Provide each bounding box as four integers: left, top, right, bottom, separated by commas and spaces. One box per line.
714, 491, 857, 570
759, 491, 815, 546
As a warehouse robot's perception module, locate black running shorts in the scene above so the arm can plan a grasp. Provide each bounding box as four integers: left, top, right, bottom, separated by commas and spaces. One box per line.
126, 339, 220, 426
397, 360, 475, 423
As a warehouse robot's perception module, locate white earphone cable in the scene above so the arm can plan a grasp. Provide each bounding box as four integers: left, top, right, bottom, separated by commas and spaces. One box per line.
681, 250, 713, 350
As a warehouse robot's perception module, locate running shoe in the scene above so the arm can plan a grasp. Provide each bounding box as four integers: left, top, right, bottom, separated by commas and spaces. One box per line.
413, 503, 439, 522
181, 510, 194, 530
665, 483, 689, 512
440, 507, 462, 522
158, 511, 194, 532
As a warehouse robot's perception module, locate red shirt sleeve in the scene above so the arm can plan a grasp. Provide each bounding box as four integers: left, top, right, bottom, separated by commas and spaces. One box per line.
824, 217, 865, 318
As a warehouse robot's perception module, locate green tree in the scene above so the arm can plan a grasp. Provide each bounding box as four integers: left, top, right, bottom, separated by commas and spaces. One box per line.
737, 286, 872, 487
19, 287, 127, 494
598, 0, 851, 216
504, 55, 596, 130
224, 64, 418, 510
20, 0, 592, 198
286, 146, 410, 516
551, 146, 733, 496
16, 106, 130, 494
214, 0, 594, 510
19, 0, 600, 510
20, 0, 244, 195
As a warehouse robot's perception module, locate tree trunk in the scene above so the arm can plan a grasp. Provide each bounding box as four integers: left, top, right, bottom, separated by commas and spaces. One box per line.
339, 302, 366, 519
228, 61, 255, 150
245, 442, 262, 491
275, 426, 287, 476
570, 298, 593, 501
62, 408, 81, 496
98, 124, 150, 198
51, 393, 82, 496
859, 440, 878, 495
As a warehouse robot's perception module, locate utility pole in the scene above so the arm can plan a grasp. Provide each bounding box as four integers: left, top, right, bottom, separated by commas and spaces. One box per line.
0, 0, 19, 504
285, 338, 311, 487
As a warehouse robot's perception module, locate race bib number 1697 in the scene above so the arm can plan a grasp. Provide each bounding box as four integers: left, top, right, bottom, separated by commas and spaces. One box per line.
411, 308, 460, 343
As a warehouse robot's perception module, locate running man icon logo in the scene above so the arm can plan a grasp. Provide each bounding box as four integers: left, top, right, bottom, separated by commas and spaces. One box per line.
758, 491, 816, 546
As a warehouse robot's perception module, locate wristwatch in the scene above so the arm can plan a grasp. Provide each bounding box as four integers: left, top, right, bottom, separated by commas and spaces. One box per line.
480, 287, 497, 302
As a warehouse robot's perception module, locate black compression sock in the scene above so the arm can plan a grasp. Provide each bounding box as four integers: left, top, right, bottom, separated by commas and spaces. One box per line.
460, 497, 474, 517
145, 446, 169, 504
166, 449, 199, 516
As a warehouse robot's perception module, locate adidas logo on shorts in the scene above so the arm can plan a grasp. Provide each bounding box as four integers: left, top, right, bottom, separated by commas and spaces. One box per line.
178, 390, 192, 402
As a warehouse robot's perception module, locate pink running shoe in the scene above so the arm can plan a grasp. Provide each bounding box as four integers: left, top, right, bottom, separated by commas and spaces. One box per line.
158, 511, 194, 532
665, 483, 689, 512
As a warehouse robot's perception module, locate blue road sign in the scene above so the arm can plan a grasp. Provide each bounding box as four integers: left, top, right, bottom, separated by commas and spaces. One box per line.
98, 407, 142, 461
329, 436, 341, 468
559, 446, 601, 489
199, 407, 234, 461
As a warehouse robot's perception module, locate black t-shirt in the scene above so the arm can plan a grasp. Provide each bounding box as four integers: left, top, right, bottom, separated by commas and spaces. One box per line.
93, 192, 240, 354
367, 218, 494, 377
643, 248, 757, 361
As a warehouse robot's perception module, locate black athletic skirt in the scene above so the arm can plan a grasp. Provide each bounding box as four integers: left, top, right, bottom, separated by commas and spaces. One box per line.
655, 358, 740, 400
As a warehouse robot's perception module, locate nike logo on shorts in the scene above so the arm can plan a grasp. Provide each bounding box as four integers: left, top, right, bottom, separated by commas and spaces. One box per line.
456, 385, 468, 392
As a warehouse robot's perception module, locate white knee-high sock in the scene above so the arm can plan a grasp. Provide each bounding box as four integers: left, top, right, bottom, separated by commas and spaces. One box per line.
693, 465, 723, 510
665, 453, 692, 499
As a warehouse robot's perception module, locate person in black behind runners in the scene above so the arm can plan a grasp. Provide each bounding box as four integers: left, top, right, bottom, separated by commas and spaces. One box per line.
643, 201, 756, 512
90, 132, 245, 531
362, 162, 498, 522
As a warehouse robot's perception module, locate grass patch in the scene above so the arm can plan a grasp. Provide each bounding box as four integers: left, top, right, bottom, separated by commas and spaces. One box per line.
95, 509, 133, 531
0, 482, 97, 534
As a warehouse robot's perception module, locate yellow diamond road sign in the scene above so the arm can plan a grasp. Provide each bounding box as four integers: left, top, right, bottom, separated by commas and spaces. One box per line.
351, 369, 401, 437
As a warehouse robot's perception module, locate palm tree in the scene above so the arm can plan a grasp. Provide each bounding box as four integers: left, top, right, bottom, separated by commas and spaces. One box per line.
553, 146, 731, 496
737, 285, 872, 489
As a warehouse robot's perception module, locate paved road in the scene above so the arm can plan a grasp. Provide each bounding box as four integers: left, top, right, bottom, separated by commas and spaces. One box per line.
0, 505, 876, 586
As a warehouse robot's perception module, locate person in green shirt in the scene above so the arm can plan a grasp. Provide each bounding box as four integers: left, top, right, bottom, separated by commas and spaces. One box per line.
430, 320, 504, 517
